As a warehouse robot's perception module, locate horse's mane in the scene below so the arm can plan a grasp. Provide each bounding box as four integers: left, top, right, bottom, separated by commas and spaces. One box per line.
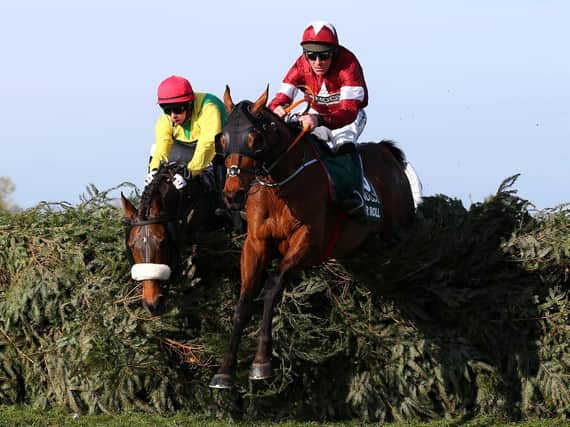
237, 101, 408, 171
138, 169, 166, 219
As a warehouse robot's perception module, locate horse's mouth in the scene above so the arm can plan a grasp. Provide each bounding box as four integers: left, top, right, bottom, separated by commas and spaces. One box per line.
141, 280, 164, 314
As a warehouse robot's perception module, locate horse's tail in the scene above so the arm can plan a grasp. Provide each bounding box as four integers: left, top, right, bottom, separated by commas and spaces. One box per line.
379, 139, 406, 166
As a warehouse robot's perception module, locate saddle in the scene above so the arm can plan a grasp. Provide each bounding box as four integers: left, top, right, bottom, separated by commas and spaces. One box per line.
168, 139, 197, 165
310, 138, 382, 222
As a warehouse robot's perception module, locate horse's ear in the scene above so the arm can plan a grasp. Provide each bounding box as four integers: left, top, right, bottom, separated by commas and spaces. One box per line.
121, 192, 137, 220
223, 85, 235, 114
250, 84, 269, 116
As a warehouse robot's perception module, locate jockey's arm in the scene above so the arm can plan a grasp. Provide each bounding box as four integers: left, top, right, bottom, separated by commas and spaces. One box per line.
273, 105, 288, 118
186, 102, 223, 175
150, 115, 174, 170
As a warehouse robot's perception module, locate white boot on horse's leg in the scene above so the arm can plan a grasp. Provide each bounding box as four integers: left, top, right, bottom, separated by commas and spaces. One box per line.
404, 161, 423, 208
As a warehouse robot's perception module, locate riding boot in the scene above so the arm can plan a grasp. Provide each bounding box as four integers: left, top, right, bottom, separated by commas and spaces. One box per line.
339, 143, 366, 218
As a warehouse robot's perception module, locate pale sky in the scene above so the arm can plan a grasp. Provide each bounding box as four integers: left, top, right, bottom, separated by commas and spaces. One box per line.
1, 1, 568, 210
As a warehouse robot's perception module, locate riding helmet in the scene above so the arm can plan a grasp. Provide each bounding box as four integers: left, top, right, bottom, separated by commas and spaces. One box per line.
300, 21, 339, 52
157, 75, 194, 104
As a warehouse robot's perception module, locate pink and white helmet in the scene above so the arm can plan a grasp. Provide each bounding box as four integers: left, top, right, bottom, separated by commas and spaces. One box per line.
300, 21, 339, 49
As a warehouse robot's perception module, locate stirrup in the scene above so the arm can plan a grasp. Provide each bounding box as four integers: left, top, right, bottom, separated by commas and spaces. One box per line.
342, 191, 365, 216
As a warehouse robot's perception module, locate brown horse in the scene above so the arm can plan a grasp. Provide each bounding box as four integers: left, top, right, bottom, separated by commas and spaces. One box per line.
121, 162, 223, 313
209, 86, 415, 389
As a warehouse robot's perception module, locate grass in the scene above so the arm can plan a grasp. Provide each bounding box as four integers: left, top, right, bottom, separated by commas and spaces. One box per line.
1, 407, 569, 427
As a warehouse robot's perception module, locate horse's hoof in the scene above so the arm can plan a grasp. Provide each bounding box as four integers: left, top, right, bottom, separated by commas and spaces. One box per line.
209, 373, 233, 389
249, 362, 272, 380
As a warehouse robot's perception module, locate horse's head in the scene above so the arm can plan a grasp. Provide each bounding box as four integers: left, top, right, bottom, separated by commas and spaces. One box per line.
121, 163, 191, 313
216, 86, 294, 210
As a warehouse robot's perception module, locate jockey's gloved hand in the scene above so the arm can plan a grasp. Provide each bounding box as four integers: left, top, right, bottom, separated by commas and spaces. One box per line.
144, 169, 158, 187
286, 113, 300, 127
172, 173, 187, 190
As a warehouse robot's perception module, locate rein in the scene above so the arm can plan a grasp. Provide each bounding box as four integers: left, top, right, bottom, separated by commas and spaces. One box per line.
225, 96, 318, 190
224, 122, 313, 190
263, 95, 313, 173
283, 98, 311, 154
254, 158, 318, 188
257, 118, 314, 188
285, 123, 310, 154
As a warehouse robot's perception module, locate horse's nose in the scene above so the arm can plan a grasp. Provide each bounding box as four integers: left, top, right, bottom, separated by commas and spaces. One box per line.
141, 280, 164, 314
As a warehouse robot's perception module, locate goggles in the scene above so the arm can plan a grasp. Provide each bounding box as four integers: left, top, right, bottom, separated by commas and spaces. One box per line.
304, 50, 334, 61
161, 103, 188, 115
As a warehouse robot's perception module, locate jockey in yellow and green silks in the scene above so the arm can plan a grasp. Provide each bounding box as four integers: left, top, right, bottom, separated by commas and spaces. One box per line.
145, 75, 226, 190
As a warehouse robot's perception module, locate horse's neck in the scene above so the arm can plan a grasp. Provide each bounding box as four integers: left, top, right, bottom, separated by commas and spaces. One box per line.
266, 136, 329, 217
269, 135, 317, 182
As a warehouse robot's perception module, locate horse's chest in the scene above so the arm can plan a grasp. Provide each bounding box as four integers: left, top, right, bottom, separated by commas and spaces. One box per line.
253, 212, 301, 242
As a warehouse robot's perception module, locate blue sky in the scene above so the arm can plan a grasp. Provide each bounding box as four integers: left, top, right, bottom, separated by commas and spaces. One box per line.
1, 1, 568, 210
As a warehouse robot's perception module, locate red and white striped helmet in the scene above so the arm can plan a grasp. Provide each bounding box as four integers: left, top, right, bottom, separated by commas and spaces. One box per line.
300, 21, 339, 48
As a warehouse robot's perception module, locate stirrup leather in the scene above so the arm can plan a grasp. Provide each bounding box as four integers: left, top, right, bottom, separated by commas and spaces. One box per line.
343, 190, 365, 215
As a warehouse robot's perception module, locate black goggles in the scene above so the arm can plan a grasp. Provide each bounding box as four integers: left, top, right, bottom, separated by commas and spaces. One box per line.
304, 50, 335, 61
161, 103, 188, 115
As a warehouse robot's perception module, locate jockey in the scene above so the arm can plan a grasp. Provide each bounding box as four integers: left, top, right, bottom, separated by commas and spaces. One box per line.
269, 21, 368, 217
145, 75, 227, 196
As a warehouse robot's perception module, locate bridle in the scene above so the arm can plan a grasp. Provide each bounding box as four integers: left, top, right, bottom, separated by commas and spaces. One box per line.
223, 101, 317, 192
123, 164, 191, 278
123, 215, 179, 267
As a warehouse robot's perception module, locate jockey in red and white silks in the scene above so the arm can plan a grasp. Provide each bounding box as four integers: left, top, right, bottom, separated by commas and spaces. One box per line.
269, 21, 368, 149
270, 21, 423, 209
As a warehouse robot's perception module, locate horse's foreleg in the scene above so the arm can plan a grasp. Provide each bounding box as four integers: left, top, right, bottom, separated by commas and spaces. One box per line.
249, 271, 286, 380
250, 230, 311, 380
209, 237, 269, 389
209, 291, 255, 389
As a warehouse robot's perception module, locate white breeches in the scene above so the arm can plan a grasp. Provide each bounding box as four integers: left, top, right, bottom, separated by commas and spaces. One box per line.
309, 109, 367, 150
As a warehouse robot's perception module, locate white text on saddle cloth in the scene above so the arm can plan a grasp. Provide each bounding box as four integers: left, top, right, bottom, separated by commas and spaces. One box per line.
362, 178, 381, 220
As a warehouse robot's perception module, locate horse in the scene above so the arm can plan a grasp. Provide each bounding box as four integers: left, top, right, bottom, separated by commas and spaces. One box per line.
121, 161, 224, 313
209, 86, 416, 389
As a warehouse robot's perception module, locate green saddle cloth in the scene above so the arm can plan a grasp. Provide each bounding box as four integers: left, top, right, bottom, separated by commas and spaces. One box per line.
312, 140, 382, 222
314, 143, 359, 203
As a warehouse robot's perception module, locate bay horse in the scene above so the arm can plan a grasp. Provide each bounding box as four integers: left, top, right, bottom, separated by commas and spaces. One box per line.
121, 161, 222, 313
209, 86, 415, 389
